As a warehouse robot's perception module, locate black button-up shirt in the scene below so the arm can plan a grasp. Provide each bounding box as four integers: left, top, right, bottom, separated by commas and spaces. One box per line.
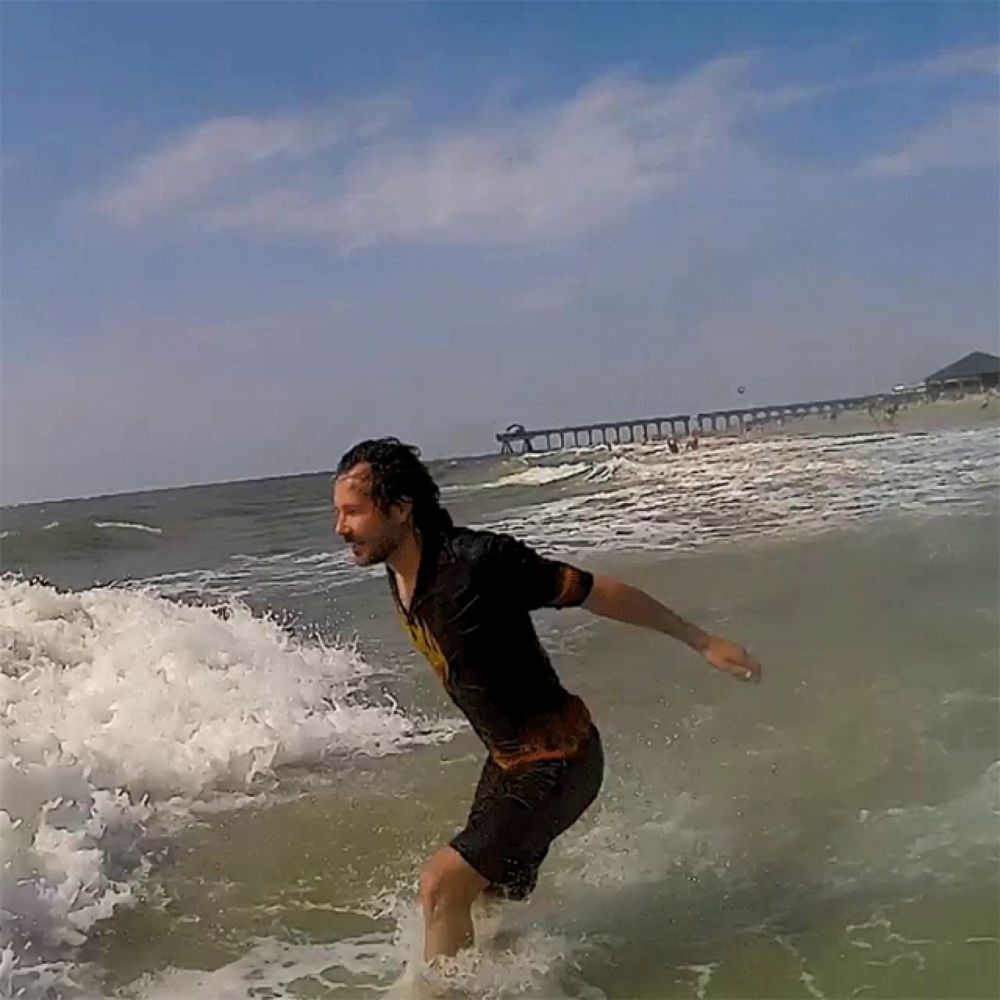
388, 525, 595, 769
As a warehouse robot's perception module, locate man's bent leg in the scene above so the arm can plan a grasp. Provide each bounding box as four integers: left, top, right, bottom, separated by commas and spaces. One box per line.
418, 846, 490, 961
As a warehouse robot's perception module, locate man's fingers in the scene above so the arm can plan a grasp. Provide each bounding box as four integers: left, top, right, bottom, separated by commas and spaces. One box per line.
706, 640, 761, 683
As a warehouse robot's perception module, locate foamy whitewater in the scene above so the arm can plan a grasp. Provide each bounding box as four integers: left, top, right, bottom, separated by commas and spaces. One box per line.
1, 426, 997, 999
0, 582, 458, 997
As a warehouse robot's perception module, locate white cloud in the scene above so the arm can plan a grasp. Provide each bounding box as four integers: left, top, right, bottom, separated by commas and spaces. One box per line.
92, 98, 406, 225
219, 57, 749, 249
93, 57, 751, 250
867, 101, 999, 178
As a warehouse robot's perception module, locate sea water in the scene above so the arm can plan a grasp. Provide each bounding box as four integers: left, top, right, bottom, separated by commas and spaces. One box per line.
2, 427, 997, 998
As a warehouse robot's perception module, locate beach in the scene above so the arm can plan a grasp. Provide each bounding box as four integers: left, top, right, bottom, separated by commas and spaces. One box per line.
2, 420, 998, 999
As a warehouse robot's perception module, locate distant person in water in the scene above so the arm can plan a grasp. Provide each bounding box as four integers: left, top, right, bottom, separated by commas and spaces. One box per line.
685, 433, 700, 451
667, 436, 680, 454
331, 438, 761, 965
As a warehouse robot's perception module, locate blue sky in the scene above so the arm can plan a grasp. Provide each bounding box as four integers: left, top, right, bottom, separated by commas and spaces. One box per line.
2, 2, 997, 503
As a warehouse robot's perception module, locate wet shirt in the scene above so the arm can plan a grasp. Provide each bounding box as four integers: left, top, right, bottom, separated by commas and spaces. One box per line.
388, 526, 595, 770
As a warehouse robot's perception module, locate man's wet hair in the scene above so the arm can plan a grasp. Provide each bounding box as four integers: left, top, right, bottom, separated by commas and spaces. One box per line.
335, 437, 453, 536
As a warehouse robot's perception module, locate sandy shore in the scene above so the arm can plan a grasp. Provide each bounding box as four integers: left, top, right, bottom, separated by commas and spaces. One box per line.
708, 391, 1000, 440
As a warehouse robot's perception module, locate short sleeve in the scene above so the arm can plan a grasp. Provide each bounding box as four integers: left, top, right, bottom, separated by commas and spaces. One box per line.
483, 532, 593, 611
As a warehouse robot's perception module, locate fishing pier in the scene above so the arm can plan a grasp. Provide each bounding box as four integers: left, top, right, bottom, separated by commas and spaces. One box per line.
496, 390, 927, 455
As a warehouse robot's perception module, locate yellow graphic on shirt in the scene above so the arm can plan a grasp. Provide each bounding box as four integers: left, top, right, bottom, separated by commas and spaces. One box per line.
400, 613, 449, 684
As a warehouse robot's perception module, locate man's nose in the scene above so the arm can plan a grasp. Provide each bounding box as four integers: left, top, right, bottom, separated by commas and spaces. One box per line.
334, 513, 346, 536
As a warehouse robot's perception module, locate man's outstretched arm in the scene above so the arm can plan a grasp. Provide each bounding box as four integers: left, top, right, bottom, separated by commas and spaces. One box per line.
581, 575, 762, 683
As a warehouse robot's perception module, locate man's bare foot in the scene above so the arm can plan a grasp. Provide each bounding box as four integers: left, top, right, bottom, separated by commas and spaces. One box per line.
387, 963, 464, 1000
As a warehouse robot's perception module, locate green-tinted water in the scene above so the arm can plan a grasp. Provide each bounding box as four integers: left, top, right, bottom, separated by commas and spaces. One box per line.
80, 512, 999, 999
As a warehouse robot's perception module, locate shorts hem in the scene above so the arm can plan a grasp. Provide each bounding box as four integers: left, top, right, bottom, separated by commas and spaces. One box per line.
448, 835, 504, 887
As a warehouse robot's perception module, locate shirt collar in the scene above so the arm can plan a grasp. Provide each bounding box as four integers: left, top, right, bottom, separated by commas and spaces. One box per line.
386, 525, 452, 615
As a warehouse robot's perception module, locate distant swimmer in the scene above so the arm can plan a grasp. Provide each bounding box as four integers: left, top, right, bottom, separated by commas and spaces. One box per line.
667, 436, 680, 454
685, 433, 700, 451
331, 438, 761, 966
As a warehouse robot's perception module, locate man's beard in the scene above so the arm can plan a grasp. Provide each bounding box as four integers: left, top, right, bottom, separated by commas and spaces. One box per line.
348, 534, 396, 566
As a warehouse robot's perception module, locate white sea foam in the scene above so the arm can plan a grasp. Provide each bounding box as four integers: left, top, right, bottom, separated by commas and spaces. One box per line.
480, 463, 591, 489
93, 521, 163, 535
0, 577, 457, 986
133, 895, 600, 1000
477, 427, 999, 555
833, 760, 1000, 886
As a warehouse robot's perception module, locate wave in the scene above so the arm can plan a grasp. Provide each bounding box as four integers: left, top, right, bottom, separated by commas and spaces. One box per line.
1, 519, 166, 566
480, 463, 591, 489
0, 577, 458, 985
136, 546, 379, 601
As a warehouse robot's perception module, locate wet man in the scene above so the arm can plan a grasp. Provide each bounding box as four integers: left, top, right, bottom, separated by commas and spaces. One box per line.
331, 438, 761, 963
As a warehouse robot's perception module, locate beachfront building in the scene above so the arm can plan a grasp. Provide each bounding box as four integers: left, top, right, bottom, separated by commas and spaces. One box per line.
924, 351, 1000, 396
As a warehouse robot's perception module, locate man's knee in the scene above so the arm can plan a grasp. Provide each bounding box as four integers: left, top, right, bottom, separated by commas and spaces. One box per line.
417, 861, 444, 916
418, 848, 486, 918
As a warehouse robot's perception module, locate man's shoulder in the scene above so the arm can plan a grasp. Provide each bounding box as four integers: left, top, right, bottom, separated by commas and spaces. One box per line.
442, 525, 503, 565
440, 526, 544, 576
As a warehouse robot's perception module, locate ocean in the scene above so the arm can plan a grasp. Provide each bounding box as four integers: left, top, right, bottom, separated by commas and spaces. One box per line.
2, 426, 998, 1000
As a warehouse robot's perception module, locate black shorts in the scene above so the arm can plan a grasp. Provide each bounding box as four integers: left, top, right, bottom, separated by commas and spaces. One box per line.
450, 727, 604, 900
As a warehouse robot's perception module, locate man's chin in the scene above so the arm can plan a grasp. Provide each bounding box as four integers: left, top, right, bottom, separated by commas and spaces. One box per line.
351, 546, 384, 567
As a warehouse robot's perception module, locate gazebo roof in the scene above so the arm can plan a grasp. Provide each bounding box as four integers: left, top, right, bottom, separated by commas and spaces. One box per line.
925, 351, 1000, 383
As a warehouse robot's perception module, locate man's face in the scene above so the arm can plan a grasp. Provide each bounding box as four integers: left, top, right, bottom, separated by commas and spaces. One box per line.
332, 464, 410, 566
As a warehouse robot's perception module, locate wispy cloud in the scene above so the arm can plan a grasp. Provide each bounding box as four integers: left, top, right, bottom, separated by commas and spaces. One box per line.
752, 40, 999, 108
91, 97, 406, 226
215, 57, 751, 249
93, 57, 752, 251
867, 101, 999, 177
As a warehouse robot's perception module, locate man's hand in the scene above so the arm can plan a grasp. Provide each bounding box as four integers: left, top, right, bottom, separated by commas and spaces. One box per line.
701, 636, 761, 683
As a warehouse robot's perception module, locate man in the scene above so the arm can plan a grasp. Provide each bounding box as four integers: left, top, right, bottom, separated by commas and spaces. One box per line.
332, 438, 761, 964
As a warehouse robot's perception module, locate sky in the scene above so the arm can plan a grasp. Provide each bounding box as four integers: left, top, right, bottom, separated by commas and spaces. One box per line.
2, 2, 998, 504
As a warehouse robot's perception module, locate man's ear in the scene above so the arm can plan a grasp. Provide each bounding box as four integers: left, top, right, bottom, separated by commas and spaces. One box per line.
390, 499, 414, 525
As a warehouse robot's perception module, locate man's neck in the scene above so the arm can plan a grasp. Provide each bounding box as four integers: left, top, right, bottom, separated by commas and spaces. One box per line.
387, 527, 422, 597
